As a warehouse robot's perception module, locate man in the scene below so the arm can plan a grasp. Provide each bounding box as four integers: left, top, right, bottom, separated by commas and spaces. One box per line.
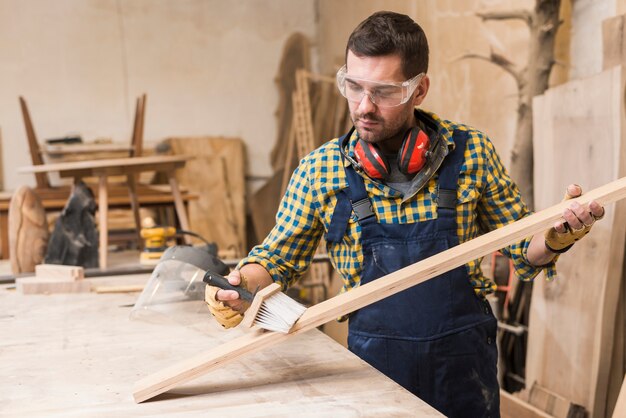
205, 11, 604, 418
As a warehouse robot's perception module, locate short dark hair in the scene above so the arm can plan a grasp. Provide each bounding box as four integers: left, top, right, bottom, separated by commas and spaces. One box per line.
346, 11, 429, 78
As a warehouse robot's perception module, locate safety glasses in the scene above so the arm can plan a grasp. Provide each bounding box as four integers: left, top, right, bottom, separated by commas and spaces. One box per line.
336, 65, 424, 108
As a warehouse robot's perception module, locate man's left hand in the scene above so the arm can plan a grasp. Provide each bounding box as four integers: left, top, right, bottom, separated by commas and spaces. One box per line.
544, 184, 605, 253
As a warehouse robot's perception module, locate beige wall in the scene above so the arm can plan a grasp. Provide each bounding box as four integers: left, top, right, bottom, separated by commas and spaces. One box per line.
2, 0, 625, 191
0, 0, 316, 190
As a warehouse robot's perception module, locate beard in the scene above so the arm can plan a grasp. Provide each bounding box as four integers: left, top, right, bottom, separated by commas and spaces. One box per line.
351, 109, 413, 148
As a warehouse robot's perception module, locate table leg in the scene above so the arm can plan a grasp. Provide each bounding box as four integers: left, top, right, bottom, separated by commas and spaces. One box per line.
126, 174, 143, 249
98, 175, 109, 269
0, 210, 7, 260
167, 172, 191, 244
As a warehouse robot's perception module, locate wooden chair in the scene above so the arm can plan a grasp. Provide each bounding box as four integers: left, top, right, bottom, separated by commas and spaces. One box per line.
18, 94, 146, 239
126, 93, 147, 242
5, 94, 196, 262
19, 96, 52, 189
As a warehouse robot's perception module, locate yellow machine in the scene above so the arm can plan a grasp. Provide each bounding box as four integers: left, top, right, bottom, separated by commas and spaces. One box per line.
140, 226, 177, 265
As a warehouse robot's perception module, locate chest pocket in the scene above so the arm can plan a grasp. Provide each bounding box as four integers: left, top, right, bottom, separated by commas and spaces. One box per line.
456, 183, 480, 241
457, 182, 479, 209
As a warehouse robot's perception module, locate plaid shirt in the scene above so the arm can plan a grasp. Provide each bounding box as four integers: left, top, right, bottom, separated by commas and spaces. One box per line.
241, 110, 556, 296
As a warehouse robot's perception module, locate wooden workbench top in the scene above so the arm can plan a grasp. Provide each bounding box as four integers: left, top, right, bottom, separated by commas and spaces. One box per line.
0, 275, 442, 417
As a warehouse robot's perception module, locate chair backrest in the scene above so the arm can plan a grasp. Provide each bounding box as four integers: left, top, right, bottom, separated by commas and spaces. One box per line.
19, 96, 50, 188
130, 94, 146, 157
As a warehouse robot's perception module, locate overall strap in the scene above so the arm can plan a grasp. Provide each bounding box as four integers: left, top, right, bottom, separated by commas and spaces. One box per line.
327, 132, 376, 243
436, 130, 469, 230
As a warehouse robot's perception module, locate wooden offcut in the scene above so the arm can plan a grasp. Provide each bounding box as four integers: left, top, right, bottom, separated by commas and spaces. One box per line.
16, 263, 89, 294
35, 264, 84, 281
16, 278, 91, 295
133, 176, 626, 403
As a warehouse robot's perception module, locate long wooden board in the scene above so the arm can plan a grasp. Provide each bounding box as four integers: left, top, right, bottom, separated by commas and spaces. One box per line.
133, 176, 626, 403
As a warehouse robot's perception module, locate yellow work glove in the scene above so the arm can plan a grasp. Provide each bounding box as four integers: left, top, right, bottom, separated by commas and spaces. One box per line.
204, 274, 248, 329
544, 186, 603, 253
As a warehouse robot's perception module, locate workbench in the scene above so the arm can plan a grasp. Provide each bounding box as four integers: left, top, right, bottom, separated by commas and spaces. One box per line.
0, 274, 442, 417
18, 155, 193, 268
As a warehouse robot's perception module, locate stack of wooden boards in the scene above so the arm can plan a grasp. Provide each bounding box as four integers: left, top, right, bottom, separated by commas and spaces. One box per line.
511, 12, 626, 418
165, 137, 246, 258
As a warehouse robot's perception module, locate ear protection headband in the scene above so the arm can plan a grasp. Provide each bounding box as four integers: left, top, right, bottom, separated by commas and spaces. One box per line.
353, 127, 430, 179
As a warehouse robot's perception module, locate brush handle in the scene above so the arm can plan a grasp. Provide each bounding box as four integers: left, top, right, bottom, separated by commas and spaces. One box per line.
203, 271, 255, 302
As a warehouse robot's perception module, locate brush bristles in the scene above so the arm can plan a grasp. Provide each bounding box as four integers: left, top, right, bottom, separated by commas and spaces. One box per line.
253, 292, 307, 333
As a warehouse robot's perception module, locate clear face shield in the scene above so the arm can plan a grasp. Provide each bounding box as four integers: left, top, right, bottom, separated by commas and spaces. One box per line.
130, 246, 230, 326
336, 64, 424, 108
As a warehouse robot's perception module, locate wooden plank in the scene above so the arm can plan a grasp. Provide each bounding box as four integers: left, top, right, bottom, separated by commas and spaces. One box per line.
603, 15, 626, 70
613, 375, 626, 418
500, 390, 552, 418
16, 277, 91, 294
93, 284, 145, 293
43, 143, 133, 155
133, 176, 626, 403
167, 137, 246, 256
166, 171, 191, 244
528, 382, 581, 417
529, 66, 626, 418
35, 264, 84, 281
17, 154, 192, 174
270, 32, 311, 172
98, 175, 108, 269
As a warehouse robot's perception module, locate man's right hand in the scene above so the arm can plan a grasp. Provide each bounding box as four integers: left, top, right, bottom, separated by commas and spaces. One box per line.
204, 264, 275, 329
204, 270, 247, 329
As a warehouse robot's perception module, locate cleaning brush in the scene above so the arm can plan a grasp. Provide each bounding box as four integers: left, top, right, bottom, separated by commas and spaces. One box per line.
203, 271, 307, 333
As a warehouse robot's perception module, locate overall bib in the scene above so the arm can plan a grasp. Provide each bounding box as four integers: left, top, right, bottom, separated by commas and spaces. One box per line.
328, 130, 500, 418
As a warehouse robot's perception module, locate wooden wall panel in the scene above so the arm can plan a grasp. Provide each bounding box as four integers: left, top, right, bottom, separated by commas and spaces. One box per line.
529, 66, 626, 418
167, 137, 246, 257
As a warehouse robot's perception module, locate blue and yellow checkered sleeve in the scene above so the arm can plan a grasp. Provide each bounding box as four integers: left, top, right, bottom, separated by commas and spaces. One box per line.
238, 156, 323, 289
477, 136, 557, 282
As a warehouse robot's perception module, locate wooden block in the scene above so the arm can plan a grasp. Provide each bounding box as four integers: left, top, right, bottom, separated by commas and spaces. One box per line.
35, 264, 84, 281
16, 277, 91, 294
603, 15, 626, 70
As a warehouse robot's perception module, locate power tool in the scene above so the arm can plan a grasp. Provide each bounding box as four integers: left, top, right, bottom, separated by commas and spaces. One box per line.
139, 217, 218, 265
140, 225, 177, 265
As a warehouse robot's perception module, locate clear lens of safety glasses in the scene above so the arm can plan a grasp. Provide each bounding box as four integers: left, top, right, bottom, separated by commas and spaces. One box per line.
336, 65, 424, 107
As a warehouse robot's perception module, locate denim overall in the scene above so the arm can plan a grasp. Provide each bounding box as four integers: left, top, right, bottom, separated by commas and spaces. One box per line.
328, 129, 500, 418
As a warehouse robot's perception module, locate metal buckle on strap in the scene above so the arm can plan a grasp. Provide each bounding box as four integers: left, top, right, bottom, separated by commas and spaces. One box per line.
438, 189, 457, 210
351, 198, 375, 221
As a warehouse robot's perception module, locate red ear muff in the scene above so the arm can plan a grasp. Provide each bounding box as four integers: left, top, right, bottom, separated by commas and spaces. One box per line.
398, 127, 430, 174
354, 140, 390, 179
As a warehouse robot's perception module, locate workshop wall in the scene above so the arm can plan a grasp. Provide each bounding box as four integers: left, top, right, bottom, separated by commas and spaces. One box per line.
2, 0, 625, 192
0, 0, 316, 191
